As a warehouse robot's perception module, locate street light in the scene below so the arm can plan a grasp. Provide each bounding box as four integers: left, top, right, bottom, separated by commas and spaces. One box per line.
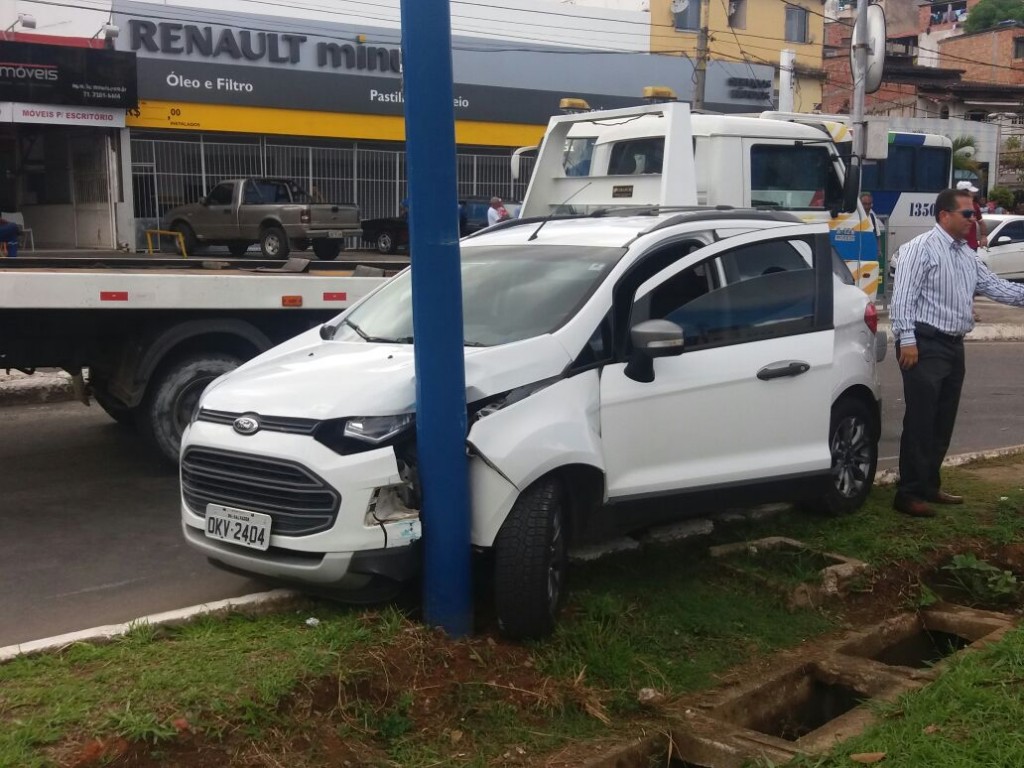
4, 13, 37, 32
92, 23, 120, 40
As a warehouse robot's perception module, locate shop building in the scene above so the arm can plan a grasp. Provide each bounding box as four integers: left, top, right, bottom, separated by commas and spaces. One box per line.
0, 34, 136, 248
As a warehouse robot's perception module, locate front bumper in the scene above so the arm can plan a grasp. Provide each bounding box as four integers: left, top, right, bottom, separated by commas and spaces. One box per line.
181, 420, 421, 591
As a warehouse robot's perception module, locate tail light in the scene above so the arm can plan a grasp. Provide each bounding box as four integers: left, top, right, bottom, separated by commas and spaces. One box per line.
863, 302, 878, 334
300, 208, 311, 224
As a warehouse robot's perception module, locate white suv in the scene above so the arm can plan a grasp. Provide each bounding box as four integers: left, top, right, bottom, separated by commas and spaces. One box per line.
181, 209, 885, 639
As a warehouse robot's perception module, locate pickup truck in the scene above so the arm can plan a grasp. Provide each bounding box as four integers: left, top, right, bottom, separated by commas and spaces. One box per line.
163, 178, 362, 260
360, 197, 521, 254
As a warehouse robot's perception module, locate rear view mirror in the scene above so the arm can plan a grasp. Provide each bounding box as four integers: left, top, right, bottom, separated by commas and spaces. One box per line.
199, 196, 209, 206
994, 235, 1011, 246
625, 319, 684, 383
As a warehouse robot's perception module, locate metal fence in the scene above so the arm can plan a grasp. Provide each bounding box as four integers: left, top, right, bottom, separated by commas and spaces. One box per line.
130, 134, 535, 243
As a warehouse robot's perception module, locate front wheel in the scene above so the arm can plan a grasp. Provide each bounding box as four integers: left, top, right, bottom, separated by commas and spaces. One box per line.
311, 240, 342, 260
170, 222, 198, 257
259, 226, 290, 259
493, 476, 568, 640
804, 398, 878, 516
136, 353, 241, 465
376, 230, 398, 255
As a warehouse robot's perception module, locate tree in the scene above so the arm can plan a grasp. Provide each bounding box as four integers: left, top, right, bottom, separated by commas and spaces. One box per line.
953, 135, 981, 179
963, 0, 1024, 33
999, 135, 1024, 186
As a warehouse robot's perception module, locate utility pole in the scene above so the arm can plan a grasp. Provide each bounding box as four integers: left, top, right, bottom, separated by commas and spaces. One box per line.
851, 0, 869, 164
779, 49, 795, 112
692, 0, 711, 110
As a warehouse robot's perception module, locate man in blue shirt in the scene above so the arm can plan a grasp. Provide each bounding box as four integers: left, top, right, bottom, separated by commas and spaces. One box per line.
890, 187, 1024, 517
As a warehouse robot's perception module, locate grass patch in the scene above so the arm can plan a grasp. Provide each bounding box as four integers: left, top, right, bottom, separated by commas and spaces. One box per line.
2, 454, 1024, 766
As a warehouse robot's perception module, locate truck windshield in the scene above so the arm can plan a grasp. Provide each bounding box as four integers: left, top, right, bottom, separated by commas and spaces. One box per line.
749, 144, 842, 209
335, 245, 624, 347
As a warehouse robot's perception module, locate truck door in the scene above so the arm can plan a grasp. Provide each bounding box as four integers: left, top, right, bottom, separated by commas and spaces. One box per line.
199, 181, 237, 240
237, 180, 275, 239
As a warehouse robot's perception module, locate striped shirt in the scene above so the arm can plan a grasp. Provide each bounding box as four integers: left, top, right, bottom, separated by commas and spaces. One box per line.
891, 224, 1024, 346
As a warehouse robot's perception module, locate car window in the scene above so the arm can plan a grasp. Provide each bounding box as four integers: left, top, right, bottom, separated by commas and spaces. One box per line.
608, 138, 664, 175
750, 144, 841, 209
206, 183, 234, 206
248, 181, 290, 204
995, 221, 1024, 243
242, 181, 261, 205
634, 238, 817, 351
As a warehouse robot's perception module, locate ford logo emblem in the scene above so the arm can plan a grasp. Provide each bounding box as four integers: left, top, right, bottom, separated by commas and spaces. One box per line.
233, 415, 260, 436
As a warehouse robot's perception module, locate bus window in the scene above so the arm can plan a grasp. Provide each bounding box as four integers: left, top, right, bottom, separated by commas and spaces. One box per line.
916, 147, 951, 192
750, 144, 841, 209
885, 145, 915, 190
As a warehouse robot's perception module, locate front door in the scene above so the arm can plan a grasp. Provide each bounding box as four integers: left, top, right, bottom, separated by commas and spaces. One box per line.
196, 181, 237, 239
600, 226, 836, 500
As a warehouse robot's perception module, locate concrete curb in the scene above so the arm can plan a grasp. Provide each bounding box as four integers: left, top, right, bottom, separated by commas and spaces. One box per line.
0, 589, 299, 663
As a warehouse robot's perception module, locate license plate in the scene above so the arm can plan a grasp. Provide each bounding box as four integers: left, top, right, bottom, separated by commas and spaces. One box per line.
326, 230, 346, 238
205, 504, 271, 551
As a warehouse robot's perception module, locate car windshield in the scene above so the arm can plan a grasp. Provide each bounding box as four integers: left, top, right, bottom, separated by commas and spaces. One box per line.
335, 244, 624, 347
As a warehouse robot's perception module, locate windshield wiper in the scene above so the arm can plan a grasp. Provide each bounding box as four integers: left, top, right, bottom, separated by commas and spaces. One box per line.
343, 318, 370, 341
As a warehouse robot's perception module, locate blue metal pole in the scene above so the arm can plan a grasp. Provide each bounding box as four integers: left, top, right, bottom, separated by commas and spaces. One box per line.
399, 0, 472, 637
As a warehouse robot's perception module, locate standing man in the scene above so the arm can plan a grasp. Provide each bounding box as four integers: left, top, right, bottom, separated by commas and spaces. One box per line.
861, 192, 883, 261
957, 181, 987, 251
486, 196, 509, 227
890, 187, 1024, 518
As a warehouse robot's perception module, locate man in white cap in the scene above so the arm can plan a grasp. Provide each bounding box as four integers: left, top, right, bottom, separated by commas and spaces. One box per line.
956, 180, 986, 251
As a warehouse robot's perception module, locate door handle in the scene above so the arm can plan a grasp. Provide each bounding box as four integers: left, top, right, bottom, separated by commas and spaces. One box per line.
757, 361, 810, 381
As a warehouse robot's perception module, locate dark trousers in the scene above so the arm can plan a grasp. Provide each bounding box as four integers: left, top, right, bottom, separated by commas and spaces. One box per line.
897, 327, 966, 501
0, 222, 18, 242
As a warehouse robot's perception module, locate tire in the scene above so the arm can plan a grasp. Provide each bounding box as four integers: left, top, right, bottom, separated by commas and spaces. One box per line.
259, 226, 290, 259
170, 222, 198, 257
91, 384, 134, 427
311, 240, 342, 260
136, 353, 241, 465
227, 242, 250, 257
376, 230, 398, 255
493, 476, 568, 640
805, 398, 878, 516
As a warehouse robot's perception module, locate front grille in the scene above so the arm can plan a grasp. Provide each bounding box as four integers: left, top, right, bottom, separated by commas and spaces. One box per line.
182, 448, 340, 536
198, 408, 319, 435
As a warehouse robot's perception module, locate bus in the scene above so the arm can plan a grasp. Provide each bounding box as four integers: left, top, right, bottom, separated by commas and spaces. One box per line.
860, 131, 953, 258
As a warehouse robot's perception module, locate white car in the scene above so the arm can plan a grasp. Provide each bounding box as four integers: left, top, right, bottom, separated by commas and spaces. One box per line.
981, 214, 1024, 280
180, 209, 885, 639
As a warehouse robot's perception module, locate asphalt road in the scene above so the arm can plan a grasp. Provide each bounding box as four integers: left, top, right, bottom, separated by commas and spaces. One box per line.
3, 342, 1024, 647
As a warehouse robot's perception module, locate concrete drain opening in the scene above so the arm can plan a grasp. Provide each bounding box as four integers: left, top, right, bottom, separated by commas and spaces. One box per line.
837, 608, 1012, 672
707, 663, 866, 742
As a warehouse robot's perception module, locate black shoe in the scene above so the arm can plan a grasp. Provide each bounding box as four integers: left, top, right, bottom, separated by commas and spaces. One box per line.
928, 491, 964, 505
893, 495, 936, 518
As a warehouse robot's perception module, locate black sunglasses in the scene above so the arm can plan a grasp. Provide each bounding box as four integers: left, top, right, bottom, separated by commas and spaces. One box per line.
945, 208, 974, 219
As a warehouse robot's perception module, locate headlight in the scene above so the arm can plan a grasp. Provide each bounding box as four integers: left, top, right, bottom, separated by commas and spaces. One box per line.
314, 413, 415, 455
344, 414, 415, 444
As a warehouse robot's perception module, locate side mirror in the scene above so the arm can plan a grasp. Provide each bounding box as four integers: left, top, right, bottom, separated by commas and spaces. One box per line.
199, 196, 209, 207
842, 156, 861, 216
624, 319, 685, 383
994, 234, 1012, 246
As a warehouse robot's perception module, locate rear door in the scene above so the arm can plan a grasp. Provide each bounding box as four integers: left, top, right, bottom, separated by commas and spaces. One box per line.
600, 226, 836, 499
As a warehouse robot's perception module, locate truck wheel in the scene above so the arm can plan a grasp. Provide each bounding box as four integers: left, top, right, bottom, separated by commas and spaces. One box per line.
494, 476, 568, 640
311, 240, 342, 260
170, 222, 198, 256
376, 230, 398, 255
259, 226, 290, 259
804, 398, 878, 516
137, 353, 241, 465
227, 242, 250, 257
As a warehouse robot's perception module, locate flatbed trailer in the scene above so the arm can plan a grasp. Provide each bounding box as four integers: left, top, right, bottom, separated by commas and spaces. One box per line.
0, 257, 397, 463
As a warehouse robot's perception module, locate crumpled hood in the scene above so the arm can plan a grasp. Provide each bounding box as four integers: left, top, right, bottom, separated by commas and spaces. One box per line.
200, 329, 575, 421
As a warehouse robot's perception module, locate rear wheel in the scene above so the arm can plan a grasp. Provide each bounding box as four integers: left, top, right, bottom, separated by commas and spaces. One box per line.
91, 382, 134, 427
376, 230, 398, 255
259, 226, 290, 259
170, 222, 198, 257
136, 353, 241, 465
804, 398, 878, 516
311, 240, 342, 260
493, 476, 568, 640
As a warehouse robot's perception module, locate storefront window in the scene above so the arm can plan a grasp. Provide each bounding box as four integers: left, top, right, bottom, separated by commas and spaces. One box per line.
21, 130, 72, 206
